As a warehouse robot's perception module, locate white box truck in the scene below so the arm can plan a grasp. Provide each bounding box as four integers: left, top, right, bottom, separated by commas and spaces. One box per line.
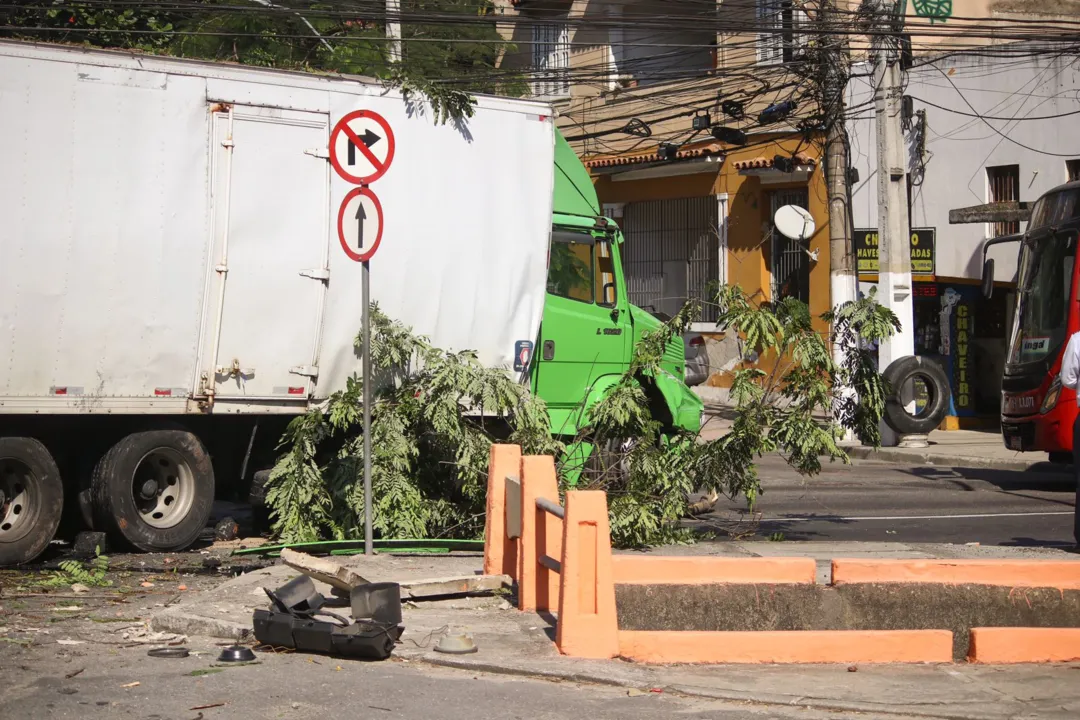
0, 40, 556, 564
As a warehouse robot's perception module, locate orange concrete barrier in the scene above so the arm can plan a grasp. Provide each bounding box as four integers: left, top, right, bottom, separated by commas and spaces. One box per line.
832, 559, 1080, 589
483, 444, 521, 579
556, 490, 618, 659
618, 629, 953, 664
969, 627, 1080, 663
517, 455, 562, 613
613, 555, 816, 585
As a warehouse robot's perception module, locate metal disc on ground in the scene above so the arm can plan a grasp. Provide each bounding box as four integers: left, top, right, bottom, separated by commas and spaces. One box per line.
147, 647, 190, 659
217, 646, 256, 663
434, 633, 478, 655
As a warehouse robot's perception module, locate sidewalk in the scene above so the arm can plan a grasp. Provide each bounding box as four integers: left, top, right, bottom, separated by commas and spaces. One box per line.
843, 429, 1062, 473
152, 544, 1080, 720
696, 388, 1056, 472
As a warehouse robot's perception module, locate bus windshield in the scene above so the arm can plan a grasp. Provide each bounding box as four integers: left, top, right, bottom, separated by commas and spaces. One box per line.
1007, 231, 1076, 366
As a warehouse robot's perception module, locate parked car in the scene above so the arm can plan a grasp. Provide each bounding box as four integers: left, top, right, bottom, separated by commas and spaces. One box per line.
644, 309, 709, 387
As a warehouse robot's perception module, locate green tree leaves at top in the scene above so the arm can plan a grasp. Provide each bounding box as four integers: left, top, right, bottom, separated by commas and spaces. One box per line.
0, 1, 524, 123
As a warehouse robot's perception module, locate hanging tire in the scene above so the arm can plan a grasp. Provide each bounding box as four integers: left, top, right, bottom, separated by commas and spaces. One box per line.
882, 356, 951, 435
90, 430, 214, 553
0, 437, 64, 566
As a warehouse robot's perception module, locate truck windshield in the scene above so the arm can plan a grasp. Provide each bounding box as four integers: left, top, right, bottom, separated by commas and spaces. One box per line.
1007, 231, 1076, 365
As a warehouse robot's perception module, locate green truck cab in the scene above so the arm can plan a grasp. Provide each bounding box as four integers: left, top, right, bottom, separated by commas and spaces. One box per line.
530, 131, 704, 442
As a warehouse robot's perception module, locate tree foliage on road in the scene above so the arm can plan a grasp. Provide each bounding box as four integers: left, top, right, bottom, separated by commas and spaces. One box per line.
0, 0, 522, 122
266, 289, 898, 548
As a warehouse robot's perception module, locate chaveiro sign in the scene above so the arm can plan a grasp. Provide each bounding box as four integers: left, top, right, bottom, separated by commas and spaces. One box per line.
854, 228, 936, 275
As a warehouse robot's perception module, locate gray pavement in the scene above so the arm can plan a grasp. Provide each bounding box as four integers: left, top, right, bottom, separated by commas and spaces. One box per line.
6, 551, 1080, 720
2, 637, 1026, 720
697, 453, 1077, 546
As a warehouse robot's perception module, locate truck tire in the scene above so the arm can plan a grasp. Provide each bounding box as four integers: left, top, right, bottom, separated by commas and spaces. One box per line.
0, 437, 64, 566
882, 356, 950, 435
90, 430, 214, 553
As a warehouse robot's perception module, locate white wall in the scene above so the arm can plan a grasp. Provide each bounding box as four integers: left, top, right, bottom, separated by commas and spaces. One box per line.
847, 48, 1080, 283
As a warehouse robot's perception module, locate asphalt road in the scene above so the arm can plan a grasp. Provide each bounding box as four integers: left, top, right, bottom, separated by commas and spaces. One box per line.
701, 455, 1078, 547
0, 640, 905, 720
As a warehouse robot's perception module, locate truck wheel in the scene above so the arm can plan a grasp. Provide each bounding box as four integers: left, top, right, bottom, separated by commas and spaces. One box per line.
882, 356, 951, 435
0, 438, 64, 566
583, 437, 637, 486
90, 430, 214, 553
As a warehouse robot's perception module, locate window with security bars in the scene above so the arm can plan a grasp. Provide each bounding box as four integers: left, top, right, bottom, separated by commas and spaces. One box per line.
770, 189, 811, 305
619, 197, 720, 323
987, 164, 1020, 237
757, 0, 805, 65
532, 21, 570, 98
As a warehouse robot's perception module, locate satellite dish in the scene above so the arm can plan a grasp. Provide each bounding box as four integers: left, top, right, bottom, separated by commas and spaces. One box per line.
774, 205, 816, 241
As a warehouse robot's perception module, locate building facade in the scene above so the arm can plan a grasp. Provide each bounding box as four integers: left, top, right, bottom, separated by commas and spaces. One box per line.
847, 46, 1080, 420
495, 0, 1080, 392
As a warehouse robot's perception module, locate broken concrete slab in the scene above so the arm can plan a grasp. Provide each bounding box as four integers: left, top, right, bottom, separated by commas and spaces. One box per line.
401, 574, 511, 600
149, 555, 501, 640
280, 548, 370, 593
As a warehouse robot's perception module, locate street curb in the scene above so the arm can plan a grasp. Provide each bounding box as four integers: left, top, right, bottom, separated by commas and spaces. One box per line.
150, 608, 252, 641
419, 654, 987, 720
844, 445, 1064, 473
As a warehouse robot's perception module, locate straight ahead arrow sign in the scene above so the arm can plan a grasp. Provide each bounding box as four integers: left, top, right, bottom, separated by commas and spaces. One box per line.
355, 203, 367, 252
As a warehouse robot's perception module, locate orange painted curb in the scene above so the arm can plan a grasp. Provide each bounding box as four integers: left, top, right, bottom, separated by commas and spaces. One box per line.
613, 556, 816, 585
517, 455, 562, 613
556, 491, 618, 659
483, 444, 521, 579
832, 559, 1080, 589
618, 630, 953, 664
969, 627, 1080, 663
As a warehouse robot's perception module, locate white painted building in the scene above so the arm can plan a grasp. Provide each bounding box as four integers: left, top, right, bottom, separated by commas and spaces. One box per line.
848, 46, 1080, 283
846, 45, 1080, 418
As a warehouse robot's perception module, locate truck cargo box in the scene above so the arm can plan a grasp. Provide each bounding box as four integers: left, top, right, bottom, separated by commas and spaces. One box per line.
0, 41, 555, 415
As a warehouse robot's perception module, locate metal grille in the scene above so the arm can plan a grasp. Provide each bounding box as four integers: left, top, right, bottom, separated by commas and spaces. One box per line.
620, 197, 719, 322
770, 189, 810, 304
756, 0, 805, 65
988, 164, 1020, 237
532, 22, 570, 98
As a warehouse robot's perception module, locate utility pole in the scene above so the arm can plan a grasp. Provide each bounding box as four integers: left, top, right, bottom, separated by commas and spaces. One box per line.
871, 0, 917, 446
821, 0, 857, 435
387, 0, 402, 64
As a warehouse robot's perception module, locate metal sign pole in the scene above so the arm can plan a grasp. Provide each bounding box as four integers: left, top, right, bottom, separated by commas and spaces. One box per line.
362, 259, 373, 556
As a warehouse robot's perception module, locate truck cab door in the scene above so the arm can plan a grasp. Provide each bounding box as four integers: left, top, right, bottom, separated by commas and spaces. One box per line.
534, 227, 631, 433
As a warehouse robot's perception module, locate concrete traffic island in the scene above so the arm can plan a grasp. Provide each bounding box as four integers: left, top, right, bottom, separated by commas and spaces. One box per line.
485, 444, 1080, 665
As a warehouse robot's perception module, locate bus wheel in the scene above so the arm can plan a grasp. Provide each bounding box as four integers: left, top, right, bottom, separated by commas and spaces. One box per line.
882, 356, 951, 435
0, 438, 63, 566
90, 430, 214, 553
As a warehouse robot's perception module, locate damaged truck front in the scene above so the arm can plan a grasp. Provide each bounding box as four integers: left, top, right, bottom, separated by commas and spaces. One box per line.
531, 132, 704, 463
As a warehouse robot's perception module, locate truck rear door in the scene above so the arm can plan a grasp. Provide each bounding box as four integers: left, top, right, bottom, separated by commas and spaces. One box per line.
201, 105, 329, 401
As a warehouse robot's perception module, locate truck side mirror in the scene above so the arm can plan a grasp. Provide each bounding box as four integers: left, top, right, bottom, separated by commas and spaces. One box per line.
981, 258, 995, 299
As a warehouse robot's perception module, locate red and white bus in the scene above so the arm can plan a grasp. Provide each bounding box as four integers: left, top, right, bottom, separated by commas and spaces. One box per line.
983, 181, 1080, 460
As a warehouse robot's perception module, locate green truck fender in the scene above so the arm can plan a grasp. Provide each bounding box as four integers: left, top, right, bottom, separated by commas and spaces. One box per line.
571, 372, 703, 437
559, 372, 701, 487
647, 369, 704, 434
